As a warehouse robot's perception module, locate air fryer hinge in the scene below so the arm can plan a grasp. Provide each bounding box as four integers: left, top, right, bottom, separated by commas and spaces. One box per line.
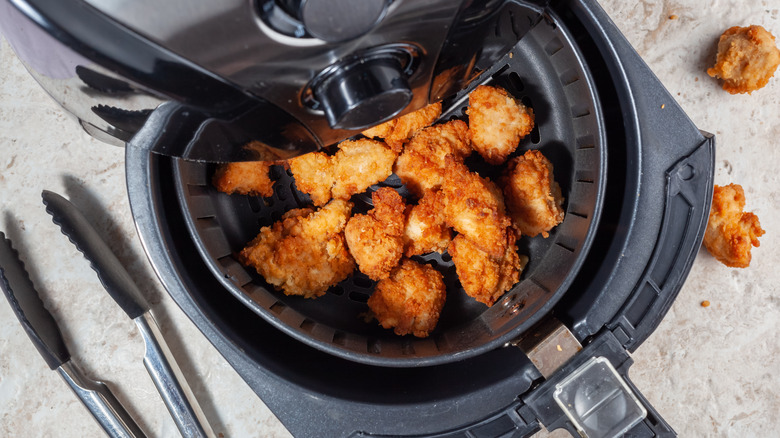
511, 317, 583, 379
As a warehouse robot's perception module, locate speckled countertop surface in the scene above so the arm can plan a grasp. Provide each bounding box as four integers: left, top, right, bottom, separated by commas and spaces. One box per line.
1, 1, 778, 437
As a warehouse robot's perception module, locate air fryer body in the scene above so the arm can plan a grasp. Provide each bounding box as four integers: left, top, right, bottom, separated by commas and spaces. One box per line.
0, 0, 548, 161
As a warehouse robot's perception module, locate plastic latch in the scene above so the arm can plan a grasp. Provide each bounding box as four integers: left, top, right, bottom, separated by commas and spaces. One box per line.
552, 356, 646, 438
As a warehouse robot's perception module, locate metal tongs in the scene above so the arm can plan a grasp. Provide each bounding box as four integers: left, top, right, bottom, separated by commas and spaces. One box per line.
0, 191, 215, 438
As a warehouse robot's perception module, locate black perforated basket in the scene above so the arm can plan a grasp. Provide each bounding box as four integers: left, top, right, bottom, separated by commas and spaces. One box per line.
173, 11, 606, 367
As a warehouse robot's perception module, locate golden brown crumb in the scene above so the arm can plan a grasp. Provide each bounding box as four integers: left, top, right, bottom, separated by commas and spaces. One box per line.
703, 183, 764, 268
288, 139, 396, 206
331, 139, 397, 200
362, 102, 442, 153
449, 233, 527, 306
238, 200, 355, 298
441, 157, 510, 259
701, 300, 711, 307
403, 189, 452, 257
367, 259, 446, 337
502, 149, 565, 238
393, 120, 472, 197
288, 152, 333, 206
344, 188, 406, 280
707, 25, 780, 94
467, 85, 534, 165
212, 161, 275, 197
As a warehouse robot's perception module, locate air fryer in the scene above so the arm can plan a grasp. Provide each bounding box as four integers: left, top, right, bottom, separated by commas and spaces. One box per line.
2, 0, 715, 436
126, 2, 713, 437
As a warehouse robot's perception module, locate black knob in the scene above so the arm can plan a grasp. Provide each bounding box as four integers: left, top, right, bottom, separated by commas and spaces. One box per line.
278, 0, 388, 42
313, 57, 412, 130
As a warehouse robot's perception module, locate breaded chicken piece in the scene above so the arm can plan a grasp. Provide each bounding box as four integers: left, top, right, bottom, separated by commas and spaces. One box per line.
394, 120, 471, 197
704, 184, 764, 268
288, 152, 334, 206
441, 157, 510, 259
332, 138, 397, 200
467, 85, 535, 165
367, 259, 446, 337
289, 139, 396, 206
403, 189, 452, 257
238, 200, 355, 298
345, 188, 406, 280
362, 102, 442, 152
502, 149, 565, 238
707, 25, 780, 94
212, 161, 275, 197
449, 233, 528, 306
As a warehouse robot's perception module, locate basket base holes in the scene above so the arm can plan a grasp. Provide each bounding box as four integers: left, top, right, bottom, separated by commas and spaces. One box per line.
349, 291, 370, 303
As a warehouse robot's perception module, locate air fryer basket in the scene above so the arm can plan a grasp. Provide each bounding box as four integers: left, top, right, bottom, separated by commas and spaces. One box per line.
173, 10, 606, 367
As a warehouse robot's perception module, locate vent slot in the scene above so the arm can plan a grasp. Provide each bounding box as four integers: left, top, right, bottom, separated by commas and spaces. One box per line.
544, 37, 564, 56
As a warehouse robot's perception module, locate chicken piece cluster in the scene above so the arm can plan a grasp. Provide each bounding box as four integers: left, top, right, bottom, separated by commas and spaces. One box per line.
215, 84, 566, 338
707, 25, 780, 95
704, 184, 764, 268
344, 188, 406, 281
237, 200, 355, 299
288, 138, 398, 206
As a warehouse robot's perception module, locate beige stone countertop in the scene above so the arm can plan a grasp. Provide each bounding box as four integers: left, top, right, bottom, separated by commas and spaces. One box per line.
1, 1, 778, 437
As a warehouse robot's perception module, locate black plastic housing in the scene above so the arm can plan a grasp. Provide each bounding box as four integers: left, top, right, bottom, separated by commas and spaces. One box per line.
126, 0, 714, 436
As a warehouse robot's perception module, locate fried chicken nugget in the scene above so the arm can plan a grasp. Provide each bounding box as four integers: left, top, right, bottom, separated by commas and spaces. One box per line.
703, 184, 764, 268
289, 139, 396, 206
238, 199, 355, 298
441, 157, 510, 259
502, 149, 565, 238
367, 259, 446, 337
288, 152, 334, 206
403, 189, 452, 257
212, 161, 275, 197
449, 233, 528, 306
394, 120, 471, 197
707, 25, 780, 94
345, 188, 406, 280
332, 138, 397, 200
362, 102, 442, 152
467, 84, 534, 165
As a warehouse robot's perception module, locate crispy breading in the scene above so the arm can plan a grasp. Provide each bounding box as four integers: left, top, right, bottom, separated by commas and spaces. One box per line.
441, 157, 510, 259
212, 161, 275, 197
467, 84, 534, 165
367, 259, 446, 337
288, 139, 396, 206
362, 102, 442, 152
393, 120, 471, 197
502, 149, 565, 238
403, 189, 452, 257
238, 200, 355, 298
449, 233, 528, 306
331, 139, 397, 200
344, 188, 406, 280
704, 184, 764, 268
288, 152, 333, 206
707, 25, 780, 94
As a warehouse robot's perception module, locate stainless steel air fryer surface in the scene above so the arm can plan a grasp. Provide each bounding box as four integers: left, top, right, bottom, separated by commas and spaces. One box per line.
173, 10, 607, 367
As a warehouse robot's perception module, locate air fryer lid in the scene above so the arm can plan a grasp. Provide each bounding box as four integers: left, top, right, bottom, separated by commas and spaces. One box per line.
173, 5, 606, 367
